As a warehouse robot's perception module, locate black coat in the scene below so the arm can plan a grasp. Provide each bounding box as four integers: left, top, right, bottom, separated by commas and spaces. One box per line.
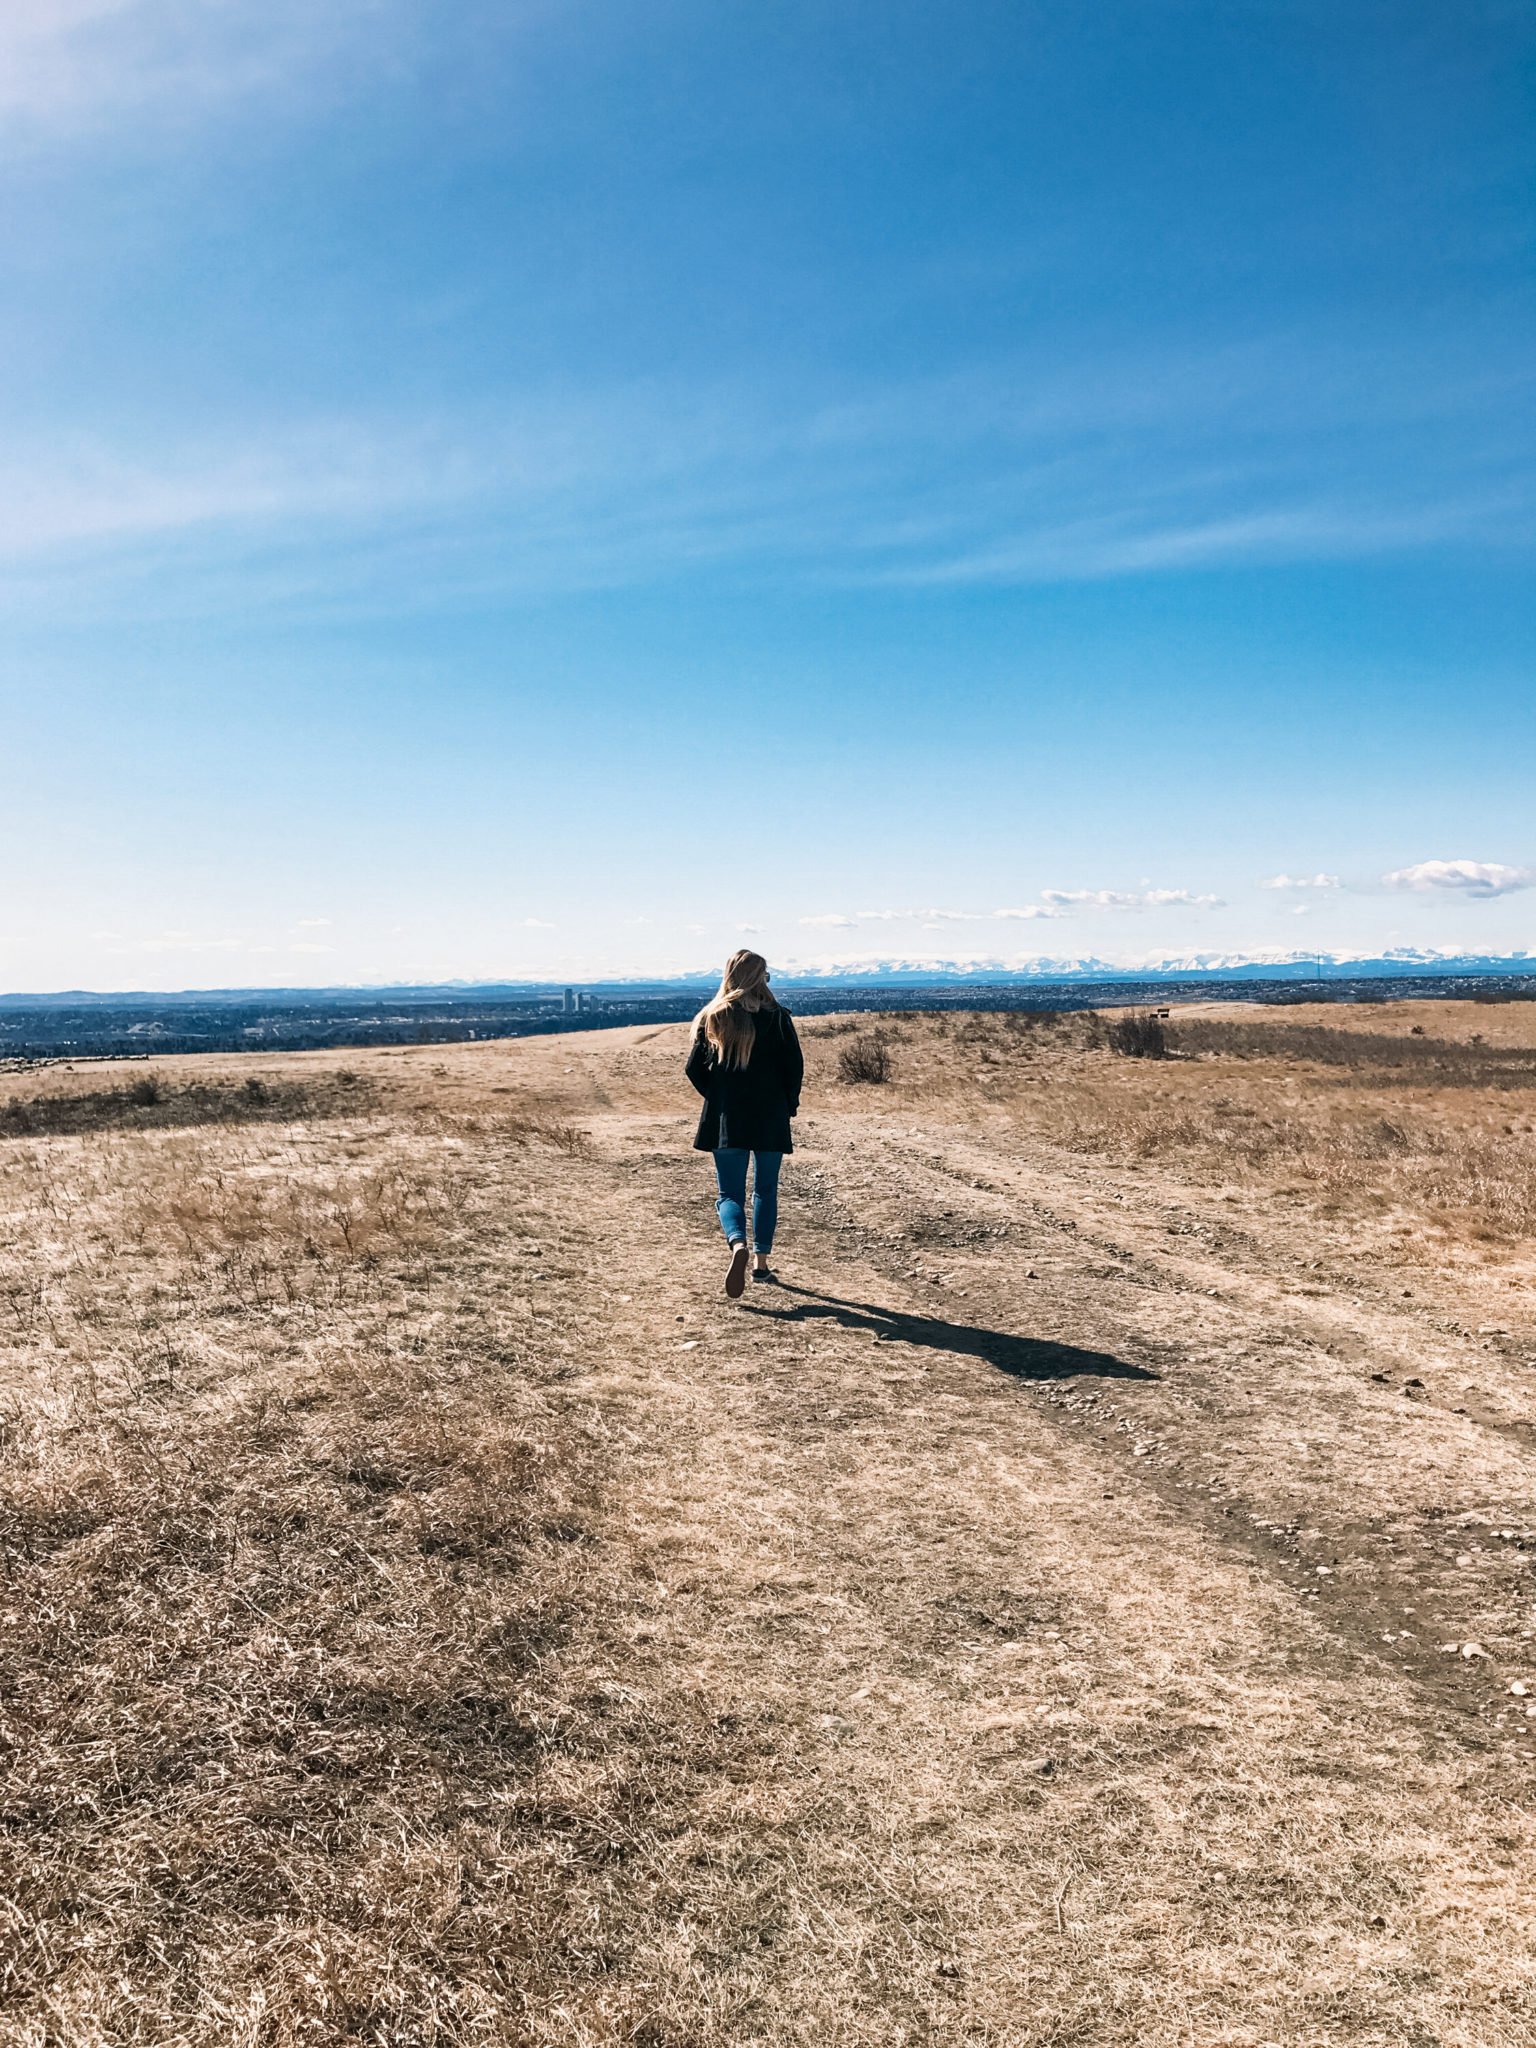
686, 1006, 804, 1153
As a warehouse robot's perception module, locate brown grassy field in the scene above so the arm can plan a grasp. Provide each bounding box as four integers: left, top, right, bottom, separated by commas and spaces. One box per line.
2, 1000, 1534, 2046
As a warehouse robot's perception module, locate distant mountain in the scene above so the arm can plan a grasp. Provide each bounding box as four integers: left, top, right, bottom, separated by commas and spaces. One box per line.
3, 948, 1534, 1007
768, 948, 1536, 986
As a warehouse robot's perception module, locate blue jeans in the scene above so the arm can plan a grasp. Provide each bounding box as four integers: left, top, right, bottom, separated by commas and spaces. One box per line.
713, 1148, 783, 1253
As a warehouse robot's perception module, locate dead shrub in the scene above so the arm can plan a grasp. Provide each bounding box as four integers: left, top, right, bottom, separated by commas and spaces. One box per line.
537, 1119, 593, 1157
0, 1072, 375, 1139
478, 1110, 593, 1155
1170, 1017, 1536, 1085
838, 1033, 892, 1084
1106, 1011, 1168, 1060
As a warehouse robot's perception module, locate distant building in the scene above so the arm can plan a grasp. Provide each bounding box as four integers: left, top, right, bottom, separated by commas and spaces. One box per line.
562, 988, 575, 1013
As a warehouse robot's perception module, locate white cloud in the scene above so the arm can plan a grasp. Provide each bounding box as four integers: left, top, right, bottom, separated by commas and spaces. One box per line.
294, 916, 333, 929
1382, 859, 1535, 899
799, 907, 1060, 930
1039, 888, 1222, 912
1261, 872, 1341, 891
517, 916, 556, 929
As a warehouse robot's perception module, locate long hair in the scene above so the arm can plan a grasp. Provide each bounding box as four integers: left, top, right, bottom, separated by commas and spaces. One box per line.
694, 949, 779, 1068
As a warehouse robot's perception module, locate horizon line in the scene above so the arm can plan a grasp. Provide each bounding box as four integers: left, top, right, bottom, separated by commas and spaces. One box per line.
4, 947, 1536, 1005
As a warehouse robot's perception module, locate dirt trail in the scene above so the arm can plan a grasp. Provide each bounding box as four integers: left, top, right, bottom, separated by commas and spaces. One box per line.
450, 1018, 1536, 2044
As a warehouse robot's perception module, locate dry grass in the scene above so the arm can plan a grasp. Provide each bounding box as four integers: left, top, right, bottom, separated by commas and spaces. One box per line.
873, 1002, 1536, 1249
0, 1090, 619, 2045
3, 1018, 1535, 2045
0, 1072, 376, 1138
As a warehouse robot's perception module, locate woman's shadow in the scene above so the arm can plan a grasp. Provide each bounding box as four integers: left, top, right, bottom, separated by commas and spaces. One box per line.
742, 1283, 1155, 1383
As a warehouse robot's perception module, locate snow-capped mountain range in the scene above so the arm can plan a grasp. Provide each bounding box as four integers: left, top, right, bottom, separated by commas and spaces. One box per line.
766, 947, 1536, 985
5, 948, 1533, 1007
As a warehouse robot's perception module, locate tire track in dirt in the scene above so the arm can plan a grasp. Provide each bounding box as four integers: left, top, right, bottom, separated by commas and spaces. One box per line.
785, 1114, 1536, 1766
575, 1114, 1536, 2041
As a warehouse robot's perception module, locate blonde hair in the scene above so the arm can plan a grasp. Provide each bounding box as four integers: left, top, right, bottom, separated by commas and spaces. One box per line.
694, 949, 779, 1068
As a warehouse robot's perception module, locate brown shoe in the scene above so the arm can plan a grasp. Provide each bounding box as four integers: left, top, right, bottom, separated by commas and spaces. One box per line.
725, 1244, 749, 1298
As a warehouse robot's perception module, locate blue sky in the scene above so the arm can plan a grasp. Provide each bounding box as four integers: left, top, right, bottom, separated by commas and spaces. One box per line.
2, 0, 1532, 989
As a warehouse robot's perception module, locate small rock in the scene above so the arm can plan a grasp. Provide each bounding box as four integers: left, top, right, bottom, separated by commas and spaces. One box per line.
1511, 1681, 1530, 1697
1460, 1642, 1490, 1661
679, 1341, 698, 1351
1026, 1268, 1039, 1279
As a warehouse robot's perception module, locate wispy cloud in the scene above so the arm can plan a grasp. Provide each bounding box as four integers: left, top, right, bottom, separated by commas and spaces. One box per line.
1039, 887, 1221, 911
0, 329, 1528, 620
0, 422, 474, 556
0, 0, 420, 136
800, 889, 1218, 929
1382, 858, 1535, 898
888, 499, 1526, 589
104, 929, 246, 955
799, 908, 1061, 930
1261, 873, 1341, 891
93, 928, 338, 957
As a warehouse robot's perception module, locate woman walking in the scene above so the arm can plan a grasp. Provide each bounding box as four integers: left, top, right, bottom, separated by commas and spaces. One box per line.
686, 950, 804, 1297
